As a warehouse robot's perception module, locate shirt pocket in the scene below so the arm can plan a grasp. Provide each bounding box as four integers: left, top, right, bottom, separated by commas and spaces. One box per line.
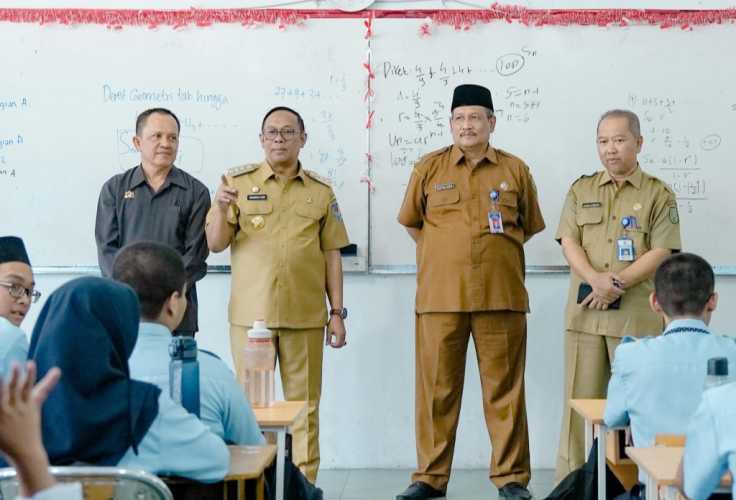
294, 203, 323, 241
482, 191, 519, 231
575, 205, 604, 249
426, 189, 461, 227
497, 191, 519, 227
238, 200, 273, 237
623, 219, 651, 255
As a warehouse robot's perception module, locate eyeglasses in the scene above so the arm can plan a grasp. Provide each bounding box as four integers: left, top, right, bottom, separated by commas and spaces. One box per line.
262, 127, 300, 141
0, 281, 41, 303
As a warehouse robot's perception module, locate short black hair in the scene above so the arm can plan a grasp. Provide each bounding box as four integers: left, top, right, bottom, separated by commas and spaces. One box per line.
654, 253, 714, 317
261, 106, 305, 132
135, 108, 181, 136
111, 241, 186, 320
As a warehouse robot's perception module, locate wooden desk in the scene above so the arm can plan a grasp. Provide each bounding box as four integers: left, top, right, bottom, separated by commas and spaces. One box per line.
253, 401, 307, 500
626, 446, 731, 500
224, 445, 277, 500
570, 399, 609, 500
626, 446, 681, 500
162, 445, 276, 500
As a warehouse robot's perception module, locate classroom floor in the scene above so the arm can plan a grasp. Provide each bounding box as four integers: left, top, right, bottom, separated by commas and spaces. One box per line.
317, 468, 556, 500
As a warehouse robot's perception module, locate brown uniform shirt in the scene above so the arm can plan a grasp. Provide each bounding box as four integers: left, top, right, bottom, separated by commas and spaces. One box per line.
207, 161, 349, 329
398, 145, 546, 313
555, 167, 682, 337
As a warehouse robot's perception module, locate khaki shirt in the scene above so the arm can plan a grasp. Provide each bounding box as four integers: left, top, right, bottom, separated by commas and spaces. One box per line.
398, 145, 546, 313
556, 167, 682, 337
207, 162, 349, 328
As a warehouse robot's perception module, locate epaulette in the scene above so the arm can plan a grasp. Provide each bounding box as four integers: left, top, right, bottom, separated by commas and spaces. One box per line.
304, 169, 332, 187
199, 349, 221, 361
420, 145, 452, 162
573, 172, 598, 184
494, 147, 518, 161
227, 164, 259, 178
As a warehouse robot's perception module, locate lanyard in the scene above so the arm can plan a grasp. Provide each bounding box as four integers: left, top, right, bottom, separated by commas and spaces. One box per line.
663, 327, 710, 336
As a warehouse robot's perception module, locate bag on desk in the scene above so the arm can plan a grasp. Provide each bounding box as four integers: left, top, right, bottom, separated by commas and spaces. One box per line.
544, 438, 625, 500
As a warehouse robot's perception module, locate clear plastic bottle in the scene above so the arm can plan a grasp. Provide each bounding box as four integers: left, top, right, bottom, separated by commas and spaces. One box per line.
242, 320, 276, 407
704, 357, 729, 390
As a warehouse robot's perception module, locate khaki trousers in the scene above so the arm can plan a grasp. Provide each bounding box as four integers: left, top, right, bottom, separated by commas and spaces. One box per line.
554, 330, 621, 481
412, 311, 531, 491
230, 324, 324, 483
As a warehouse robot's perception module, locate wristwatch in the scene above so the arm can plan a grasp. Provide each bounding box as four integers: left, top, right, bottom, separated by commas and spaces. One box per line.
329, 308, 348, 319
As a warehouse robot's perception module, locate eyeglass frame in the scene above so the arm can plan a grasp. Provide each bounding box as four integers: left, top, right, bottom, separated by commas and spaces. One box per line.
0, 281, 42, 303
260, 127, 303, 142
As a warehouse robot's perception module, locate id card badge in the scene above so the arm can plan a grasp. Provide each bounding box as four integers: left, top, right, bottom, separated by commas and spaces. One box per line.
617, 236, 635, 262
489, 211, 504, 234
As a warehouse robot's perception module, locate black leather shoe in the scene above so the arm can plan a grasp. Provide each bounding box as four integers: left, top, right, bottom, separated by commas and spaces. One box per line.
498, 482, 532, 500
396, 481, 446, 499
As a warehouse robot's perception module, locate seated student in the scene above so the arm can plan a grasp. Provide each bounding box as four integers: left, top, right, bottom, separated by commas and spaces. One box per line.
112, 241, 264, 445
0, 361, 82, 500
28, 276, 229, 482
682, 381, 736, 500
0, 236, 40, 375
604, 253, 736, 476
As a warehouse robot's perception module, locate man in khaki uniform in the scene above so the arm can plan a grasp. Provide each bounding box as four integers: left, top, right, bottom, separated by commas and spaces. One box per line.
206, 106, 349, 482
396, 84, 545, 500
554, 109, 681, 479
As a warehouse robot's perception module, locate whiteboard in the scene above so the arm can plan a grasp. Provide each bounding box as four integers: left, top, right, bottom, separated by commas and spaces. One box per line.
0, 20, 368, 267
369, 19, 736, 268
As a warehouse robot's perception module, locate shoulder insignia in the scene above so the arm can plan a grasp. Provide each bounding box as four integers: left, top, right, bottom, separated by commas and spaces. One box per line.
304, 169, 332, 187
199, 349, 221, 361
227, 164, 259, 178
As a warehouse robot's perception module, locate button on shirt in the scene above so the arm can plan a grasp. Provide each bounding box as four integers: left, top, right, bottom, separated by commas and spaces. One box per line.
556, 167, 682, 337
95, 165, 211, 332
129, 322, 264, 446
604, 319, 736, 481
0, 316, 28, 377
684, 381, 736, 500
207, 162, 349, 328
398, 145, 545, 313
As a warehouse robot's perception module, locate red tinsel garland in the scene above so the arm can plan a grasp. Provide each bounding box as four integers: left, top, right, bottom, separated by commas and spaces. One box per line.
0, 4, 735, 29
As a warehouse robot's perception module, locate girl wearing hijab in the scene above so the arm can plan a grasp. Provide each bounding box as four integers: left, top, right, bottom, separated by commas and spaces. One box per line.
28, 276, 229, 482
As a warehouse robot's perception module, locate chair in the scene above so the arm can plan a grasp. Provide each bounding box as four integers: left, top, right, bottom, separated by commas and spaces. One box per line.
0, 466, 173, 500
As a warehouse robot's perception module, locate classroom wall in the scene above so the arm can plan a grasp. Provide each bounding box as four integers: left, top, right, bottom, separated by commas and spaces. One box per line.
8, 0, 735, 471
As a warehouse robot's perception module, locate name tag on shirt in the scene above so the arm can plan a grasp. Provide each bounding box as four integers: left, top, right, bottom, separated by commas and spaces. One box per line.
617, 237, 635, 262
489, 211, 504, 234
247, 194, 268, 201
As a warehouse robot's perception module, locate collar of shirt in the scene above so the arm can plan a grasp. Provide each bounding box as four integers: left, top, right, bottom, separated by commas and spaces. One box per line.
598, 164, 643, 189
0, 316, 24, 339
257, 160, 307, 185
663, 318, 710, 335
138, 321, 173, 340
129, 165, 188, 191
450, 144, 498, 167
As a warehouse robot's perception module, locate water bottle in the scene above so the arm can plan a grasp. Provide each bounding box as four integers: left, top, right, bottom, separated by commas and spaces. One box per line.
704, 357, 729, 390
169, 336, 200, 417
242, 320, 276, 407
